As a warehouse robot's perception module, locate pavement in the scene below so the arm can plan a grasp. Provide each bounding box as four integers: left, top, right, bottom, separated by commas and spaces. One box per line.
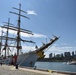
0, 65, 75, 75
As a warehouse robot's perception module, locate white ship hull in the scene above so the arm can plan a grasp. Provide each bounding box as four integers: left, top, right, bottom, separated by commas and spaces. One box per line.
0, 52, 39, 67
0, 56, 13, 64
17, 52, 39, 67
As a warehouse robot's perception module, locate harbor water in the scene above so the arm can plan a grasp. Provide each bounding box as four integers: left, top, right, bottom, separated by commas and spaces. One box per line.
35, 62, 76, 72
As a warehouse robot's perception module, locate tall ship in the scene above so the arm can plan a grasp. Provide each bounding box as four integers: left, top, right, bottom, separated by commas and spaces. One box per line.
0, 4, 59, 67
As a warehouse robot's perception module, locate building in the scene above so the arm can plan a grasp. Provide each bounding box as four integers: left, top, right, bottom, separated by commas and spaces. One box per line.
64, 52, 71, 57
49, 53, 52, 58
72, 51, 74, 56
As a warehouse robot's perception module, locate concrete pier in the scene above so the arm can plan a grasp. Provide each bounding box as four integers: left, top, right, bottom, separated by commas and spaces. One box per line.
0, 65, 75, 75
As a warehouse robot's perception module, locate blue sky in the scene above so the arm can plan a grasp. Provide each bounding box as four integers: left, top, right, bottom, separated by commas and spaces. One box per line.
0, 0, 76, 57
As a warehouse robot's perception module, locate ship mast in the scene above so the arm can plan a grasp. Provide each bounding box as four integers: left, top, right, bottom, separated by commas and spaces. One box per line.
9, 4, 34, 56
2, 18, 12, 58
16, 4, 21, 56
4, 19, 9, 57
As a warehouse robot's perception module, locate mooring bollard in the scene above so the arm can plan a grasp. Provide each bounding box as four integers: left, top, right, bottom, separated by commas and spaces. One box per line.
34, 66, 36, 70
0, 62, 2, 66
15, 63, 18, 69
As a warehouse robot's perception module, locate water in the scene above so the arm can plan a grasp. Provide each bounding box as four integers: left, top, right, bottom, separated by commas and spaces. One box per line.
35, 62, 76, 72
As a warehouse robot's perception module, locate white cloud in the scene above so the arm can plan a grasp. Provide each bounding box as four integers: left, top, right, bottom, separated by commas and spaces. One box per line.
0, 27, 47, 38
27, 10, 37, 15
22, 46, 35, 52
21, 32, 47, 38
60, 43, 67, 46
33, 33, 47, 38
